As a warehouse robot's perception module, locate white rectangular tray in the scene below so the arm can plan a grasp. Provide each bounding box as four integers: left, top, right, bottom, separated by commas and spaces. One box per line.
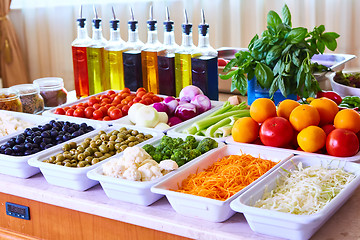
0, 118, 102, 179
0, 110, 53, 141
225, 136, 360, 162
230, 155, 360, 240
87, 135, 225, 206
151, 144, 294, 222
28, 125, 164, 191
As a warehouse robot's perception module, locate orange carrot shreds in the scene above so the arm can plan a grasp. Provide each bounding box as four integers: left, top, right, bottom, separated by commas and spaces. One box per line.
174, 154, 278, 201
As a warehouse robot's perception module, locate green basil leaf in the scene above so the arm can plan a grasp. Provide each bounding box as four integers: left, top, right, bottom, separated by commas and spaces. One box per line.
304, 72, 312, 90
273, 60, 281, 75
220, 68, 239, 80
292, 55, 300, 67
281, 4, 292, 27
316, 39, 325, 54
232, 72, 247, 95
324, 38, 337, 51
296, 67, 305, 89
266, 45, 282, 65
253, 39, 265, 50
269, 76, 279, 97
223, 58, 238, 72
285, 62, 291, 73
248, 34, 259, 50
317, 25, 325, 34
286, 27, 307, 43
255, 63, 267, 88
247, 69, 255, 81
278, 76, 287, 97
322, 32, 340, 40
267, 11, 282, 29
281, 44, 293, 55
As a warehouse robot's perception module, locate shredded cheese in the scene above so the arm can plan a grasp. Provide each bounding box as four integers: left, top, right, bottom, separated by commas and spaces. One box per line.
254, 162, 355, 215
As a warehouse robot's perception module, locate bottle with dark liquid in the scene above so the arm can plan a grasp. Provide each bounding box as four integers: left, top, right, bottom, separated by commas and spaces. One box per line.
157, 7, 178, 96
123, 8, 144, 91
141, 6, 162, 94
104, 7, 127, 91
191, 9, 218, 100
87, 7, 108, 95
174, 10, 196, 97
71, 6, 90, 98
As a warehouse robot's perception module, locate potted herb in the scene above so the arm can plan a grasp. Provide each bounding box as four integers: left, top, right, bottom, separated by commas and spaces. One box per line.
221, 4, 340, 103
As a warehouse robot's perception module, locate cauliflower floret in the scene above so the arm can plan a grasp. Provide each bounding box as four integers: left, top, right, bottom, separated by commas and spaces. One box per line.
138, 163, 163, 181
159, 160, 178, 175
122, 166, 141, 181
102, 157, 126, 178
139, 159, 158, 167
122, 146, 151, 167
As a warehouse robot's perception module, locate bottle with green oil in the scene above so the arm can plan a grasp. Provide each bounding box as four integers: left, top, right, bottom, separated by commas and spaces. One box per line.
104, 7, 127, 91
191, 9, 218, 100
157, 7, 178, 96
123, 8, 144, 91
141, 5, 162, 94
87, 6, 108, 95
174, 9, 196, 97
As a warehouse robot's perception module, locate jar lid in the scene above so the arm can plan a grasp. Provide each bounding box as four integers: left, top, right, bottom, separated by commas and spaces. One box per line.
10, 84, 39, 96
33, 77, 64, 90
0, 88, 19, 101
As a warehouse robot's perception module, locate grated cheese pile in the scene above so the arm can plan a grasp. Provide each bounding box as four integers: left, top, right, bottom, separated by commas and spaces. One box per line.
254, 162, 355, 215
0, 112, 33, 137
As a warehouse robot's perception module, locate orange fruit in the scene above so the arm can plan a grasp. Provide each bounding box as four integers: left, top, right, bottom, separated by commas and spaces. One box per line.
309, 97, 339, 126
297, 126, 326, 152
334, 109, 360, 133
289, 105, 320, 132
232, 117, 260, 143
250, 98, 276, 123
277, 99, 301, 120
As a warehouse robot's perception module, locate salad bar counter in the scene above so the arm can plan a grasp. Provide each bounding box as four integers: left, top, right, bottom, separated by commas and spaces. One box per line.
0, 172, 360, 240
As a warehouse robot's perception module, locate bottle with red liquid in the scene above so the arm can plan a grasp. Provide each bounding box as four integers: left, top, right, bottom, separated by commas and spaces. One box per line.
71, 5, 91, 98
123, 8, 144, 91
191, 9, 218, 100
157, 7, 178, 96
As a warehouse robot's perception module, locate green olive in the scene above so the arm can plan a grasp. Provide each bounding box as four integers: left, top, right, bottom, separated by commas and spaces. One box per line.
116, 150, 122, 154
62, 143, 71, 151
85, 156, 93, 162
136, 133, 145, 139
145, 134, 153, 139
70, 149, 77, 155
100, 134, 108, 141
107, 142, 115, 151
99, 130, 106, 135
120, 145, 127, 151
94, 151, 103, 158
114, 143, 121, 150
77, 162, 85, 168
115, 137, 124, 143
90, 142, 97, 148
131, 130, 139, 136
71, 163, 77, 167
50, 156, 56, 161
132, 141, 139, 146
109, 150, 115, 156
81, 141, 89, 149
92, 158, 100, 165
56, 162, 63, 165
119, 127, 127, 132
56, 155, 65, 161
65, 162, 72, 167
128, 136, 136, 142
85, 164, 91, 167
128, 142, 135, 147
117, 133, 126, 139
77, 153, 85, 161
99, 156, 107, 161
84, 138, 92, 143
95, 139, 102, 145
69, 142, 77, 149
112, 130, 119, 135
103, 153, 112, 159
71, 160, 77, 164
109, 135, 117, 141
99, 145, 109, 153
77, 146, 85, 153
125, 134, 132, 139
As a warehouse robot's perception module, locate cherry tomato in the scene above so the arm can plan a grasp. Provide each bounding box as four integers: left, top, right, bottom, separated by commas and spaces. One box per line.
93, 103, 101, 110
101, 98, 112, 105
71, 105, 77, 110
133, 97, 142, 103
121, 99, 129, 105
73, 108, 85, 118
114, 95, 123, 103
139, 100, 147, 105
143, 97, 153, 105
121, 93, 130, 99
109, 108, 123, 120
63, 106, 70, 112
93, 109, 104, 119
88, 97, 99, 106
54, 108, 65, 115
152, 96, 161, 103
122, 105, 130, 115
322, 124, 336, 136
125, 95, 134, 102
127, 102, 134, 108
98, 106, 108, 116
259, 117, 294, 147
326, 129, 359, 157
136, 87, 146, 93
316, 91, 342, 105
103, 116, 112, 121
109, 94, 117, 101
107, 106, 117, 116
100, 94, 110, 100
116, 104, 125, 109
121, 88, 131, 94
83, 102, 89, 108
103, 104, 112, 109
107, 90, 116, 96
84, 107, 95, 118
136, 91, 146, 98
218, 58, 228, 67
66, 109, 74, 116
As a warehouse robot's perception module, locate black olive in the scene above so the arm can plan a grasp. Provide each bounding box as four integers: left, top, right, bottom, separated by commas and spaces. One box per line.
25, 143, 33, 149
7, 140, 15, 147
40, 142, 46, 149
63, 135, 71, 141
72, 131, 80, 137
68, 127, 75, 133
32, 127, 40, 132
55, 135, 63, 141
15, 136, 25, 144
50, 130, 58, 137
43, 138, 52, 144
35, 131, 41, 136
80, 123, 87, 128
41, 131, 50, 138
4, 148, 13, 155
24, 150, 32, 155
12, 145, 21, 153
45, 144, 53, 149
32, 148, 40, 153
0, 145, 6, 151
33, 136, 42, 144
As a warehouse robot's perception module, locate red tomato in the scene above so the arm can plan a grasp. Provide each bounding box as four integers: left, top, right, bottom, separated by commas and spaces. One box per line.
218, 58, 228, 67
104, 104, 112, 109
143, 97, 153, 105
84, 107, 95, 118
54, 108, 65, 115
133, 97, 142, 103
88, 97, 99, 106
136, 87, 146, 94
121, 88, 131, 94
322, 124, 336, 136
101, 98, 112, 105
73, 108, 85, 118
99, 106, 108, 116
125, 95, 134, 102
93, 109, 104, 119
103, 116, 112, 121
93, 103, 101, 110
100, 94, 110, 100
63, 106, 70, 112
139, 100, 147, 105
121, 105, 130, 116
259, 117, 294, 147
114, 95, 123, 103
83, 102, 89, 108
127, 102, 134, 108
107, 90, 116, 96
107, 106, 117, 116
136, 91, 146, 98
326, 129, 359, 157
77, 103, 85, 108
109, 108, 123, 120
116, 104, 125, 110
109, 94, 117, 101
121, 99, 129, 105
66, 109, 74, 116
71, 105, 77, 110
152, 96, 161, 103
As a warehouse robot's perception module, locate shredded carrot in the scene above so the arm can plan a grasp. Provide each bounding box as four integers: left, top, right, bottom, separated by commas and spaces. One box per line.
174, 154, 278, 201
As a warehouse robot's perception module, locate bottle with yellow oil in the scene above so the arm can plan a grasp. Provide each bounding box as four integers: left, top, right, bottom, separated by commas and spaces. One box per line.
174, 9, 196, 97
87, 7, 107, 95
141, 6, 162, 94
104, 7, 127, 91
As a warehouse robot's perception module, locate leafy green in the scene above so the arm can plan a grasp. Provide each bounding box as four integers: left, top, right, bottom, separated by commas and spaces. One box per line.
220, 4, 340, 99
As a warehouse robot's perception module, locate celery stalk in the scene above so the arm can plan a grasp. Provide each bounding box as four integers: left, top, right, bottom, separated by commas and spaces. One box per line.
183, 126, 197, 135
205, 115, 243, 137
214, 125, 233, 138
194, 110, 250, 131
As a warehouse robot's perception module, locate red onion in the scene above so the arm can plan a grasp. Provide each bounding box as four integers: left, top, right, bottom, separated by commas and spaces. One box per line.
175, 103, 198, 121
179, 85, 203, 102
190, 94, 211, 113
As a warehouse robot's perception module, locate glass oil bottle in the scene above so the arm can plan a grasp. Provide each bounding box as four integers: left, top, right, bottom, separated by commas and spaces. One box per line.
71, 5, 91, 98
122, 8, 144, 91
87, 6, 108, 95
141, 6, 162, 94
191, 9, 218, 100
174, 9, 196, 97
104, 7, 127, 91
157, 7, 178, 96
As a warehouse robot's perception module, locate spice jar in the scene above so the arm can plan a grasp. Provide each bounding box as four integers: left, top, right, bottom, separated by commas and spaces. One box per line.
0, 88, 23, 112
33, 77, 68, 109
10, 84, 45, 114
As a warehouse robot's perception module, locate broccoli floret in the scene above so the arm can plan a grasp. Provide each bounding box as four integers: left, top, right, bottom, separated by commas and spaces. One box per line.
158, 135, 175, 149
173, 137, 184, 147
185, 135, 199, 149
196, 138, 218, 154
151, 150, 163, 163
171, 149, 187, 167
142, 144, 156, 155
188, 149, 201, 160
161, 146, 173, 156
